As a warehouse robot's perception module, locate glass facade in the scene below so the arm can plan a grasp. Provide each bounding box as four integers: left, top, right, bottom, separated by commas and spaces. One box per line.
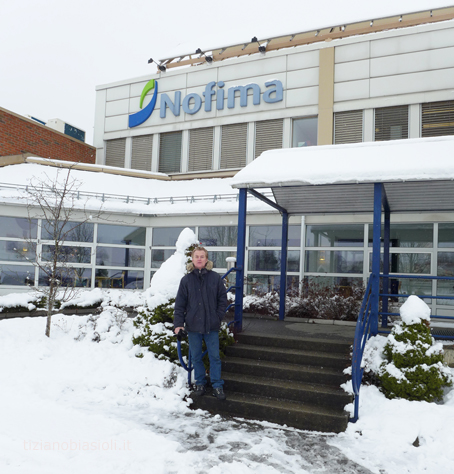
0, 216, 453, 314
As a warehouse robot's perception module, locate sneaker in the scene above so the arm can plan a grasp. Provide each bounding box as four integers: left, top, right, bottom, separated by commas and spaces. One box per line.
212, 387, 226, 400
192, 385, 206, 396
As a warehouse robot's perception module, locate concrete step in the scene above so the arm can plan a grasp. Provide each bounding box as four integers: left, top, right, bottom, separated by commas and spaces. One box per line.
226, 344, 350, 370
223, 372, 352, 410
222, 357, 348, 387
237, 333, 352, 355
189, 390, 349, 433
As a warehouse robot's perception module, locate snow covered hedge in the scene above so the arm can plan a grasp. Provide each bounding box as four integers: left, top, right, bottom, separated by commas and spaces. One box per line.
241, 280, 365, 321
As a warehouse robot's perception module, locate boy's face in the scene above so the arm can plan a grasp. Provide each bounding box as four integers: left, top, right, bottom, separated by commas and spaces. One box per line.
192, 250, 208, 270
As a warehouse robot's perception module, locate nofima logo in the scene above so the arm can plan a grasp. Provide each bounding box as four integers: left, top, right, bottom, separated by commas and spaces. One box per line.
129, 79, 283, 128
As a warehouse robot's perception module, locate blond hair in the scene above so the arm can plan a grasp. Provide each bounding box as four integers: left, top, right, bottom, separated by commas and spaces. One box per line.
191, 246, 208, 258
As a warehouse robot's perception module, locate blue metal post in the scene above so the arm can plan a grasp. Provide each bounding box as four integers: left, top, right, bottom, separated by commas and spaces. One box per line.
279, 211, 289, 320
371, 183, 383, 336
234, 188, 247, 332
382, 207, 390, 327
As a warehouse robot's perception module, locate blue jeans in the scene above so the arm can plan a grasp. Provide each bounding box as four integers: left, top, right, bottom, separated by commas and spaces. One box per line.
187, 331, 223, 389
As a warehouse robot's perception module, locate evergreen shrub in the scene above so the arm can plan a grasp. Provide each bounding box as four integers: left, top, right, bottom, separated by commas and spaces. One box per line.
378, 296, 453, 402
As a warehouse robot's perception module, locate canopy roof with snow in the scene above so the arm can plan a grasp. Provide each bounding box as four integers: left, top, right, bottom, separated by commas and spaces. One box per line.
230, 136, 454, 215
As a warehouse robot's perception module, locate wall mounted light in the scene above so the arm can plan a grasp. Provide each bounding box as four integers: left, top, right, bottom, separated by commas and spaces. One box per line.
195, 48, 213, 63
148, 58, 166, 72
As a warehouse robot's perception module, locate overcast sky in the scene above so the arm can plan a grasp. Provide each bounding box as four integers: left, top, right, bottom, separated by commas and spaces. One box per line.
1, 1, 451, 145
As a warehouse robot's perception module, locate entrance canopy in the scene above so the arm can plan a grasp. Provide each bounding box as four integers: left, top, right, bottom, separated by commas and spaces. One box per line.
230, 136, 454, 215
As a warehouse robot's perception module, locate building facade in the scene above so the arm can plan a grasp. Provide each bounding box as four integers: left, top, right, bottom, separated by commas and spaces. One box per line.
1, 9, 454, 318
0, 107, 95, 164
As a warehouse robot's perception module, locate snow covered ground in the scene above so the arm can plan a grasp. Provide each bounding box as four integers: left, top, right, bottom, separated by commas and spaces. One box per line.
1, 305, 454, 474
2, 231, 454, 473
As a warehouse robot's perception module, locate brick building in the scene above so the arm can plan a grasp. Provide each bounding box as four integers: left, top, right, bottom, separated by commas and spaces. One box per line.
0, 106, 95, 164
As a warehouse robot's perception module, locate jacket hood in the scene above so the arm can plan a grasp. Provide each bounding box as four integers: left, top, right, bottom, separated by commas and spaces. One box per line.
186, 260, 214, 272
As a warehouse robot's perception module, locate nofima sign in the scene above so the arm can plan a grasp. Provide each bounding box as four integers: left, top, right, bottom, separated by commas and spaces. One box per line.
128, 79, 283, 127
165, 80, 283, 117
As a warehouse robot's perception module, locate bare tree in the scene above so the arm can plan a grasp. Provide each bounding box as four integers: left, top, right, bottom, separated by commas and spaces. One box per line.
16, 165, 103, 337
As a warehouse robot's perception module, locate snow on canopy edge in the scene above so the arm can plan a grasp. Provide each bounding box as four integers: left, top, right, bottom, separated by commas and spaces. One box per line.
230, 136, 454, 188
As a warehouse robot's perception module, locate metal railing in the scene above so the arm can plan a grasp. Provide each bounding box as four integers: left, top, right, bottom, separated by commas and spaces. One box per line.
351, 277, 373, 423
176, 267, 239, 386
0, 181, 274, 209
378, 274, 454, 340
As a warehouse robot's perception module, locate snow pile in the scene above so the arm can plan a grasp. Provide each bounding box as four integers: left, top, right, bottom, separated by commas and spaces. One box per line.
0, 292, 41, 312
144, 227, 199, 310
60, 288, 104, 309
400, 294, 431, 325
0, 309, 191, 474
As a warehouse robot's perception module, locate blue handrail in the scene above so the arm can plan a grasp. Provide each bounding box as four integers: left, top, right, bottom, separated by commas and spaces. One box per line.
350, 277, 373, 423
176, 267, 239, 385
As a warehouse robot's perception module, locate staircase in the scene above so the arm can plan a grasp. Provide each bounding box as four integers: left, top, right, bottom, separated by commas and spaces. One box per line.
189, 332, 353, 433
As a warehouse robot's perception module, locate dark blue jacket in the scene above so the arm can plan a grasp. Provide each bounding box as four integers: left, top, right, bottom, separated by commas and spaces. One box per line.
174, 262, 227, 333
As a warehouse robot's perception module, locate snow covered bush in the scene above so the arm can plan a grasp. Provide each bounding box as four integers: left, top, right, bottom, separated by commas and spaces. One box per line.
245, 280, 365, 320
377, 295, 452, 402
132, 299, 184, 361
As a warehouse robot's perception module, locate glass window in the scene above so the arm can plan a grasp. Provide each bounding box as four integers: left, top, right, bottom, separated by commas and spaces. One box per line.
303, 276, 363, 291
370, 252, 431, 274
306, 224, 364, 247
292, 117, 317, 147
305, 250, 363, 273
199, 226, 238, 247
42, 221, 94, 243
438, 224, 454, 248
0, 241, 36, 262
39, 268, 92, 288
249, 225, 301, 247
42, 245, 91, 264
368, 224, 432, 248
159, 131, 182, 174
97, 224, 145, 246
152, 227, 194, 246
246, 274, 296, 295
391, 278, 432, 303
375, 105, 408, 141
151, 249, 174, 268
248, 250, 300, 272
94, 269, 143, 289
209, 251, 237, 269
0, 264, 34, 285
438, 252, 454, 276
422, 100, 454, 138
96, 247, 145, 268
0, 216, 37, 239
436, 280, 454, 306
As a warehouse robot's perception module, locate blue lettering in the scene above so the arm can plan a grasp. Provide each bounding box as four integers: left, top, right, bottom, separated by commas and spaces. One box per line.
183, 93, 202, 114
216, 81, 225, 110
160, 91, 181, 118
263, 80, 283, 103
203, 81, 216, 112
227, 84, 261, 109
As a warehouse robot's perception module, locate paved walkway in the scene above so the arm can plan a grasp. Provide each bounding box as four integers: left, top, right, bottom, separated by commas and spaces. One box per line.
227, 314, 356, 342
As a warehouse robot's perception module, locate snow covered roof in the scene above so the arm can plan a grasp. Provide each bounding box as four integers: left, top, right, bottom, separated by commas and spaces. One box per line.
0, 161, 272, 216
231, 136, 454, 215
